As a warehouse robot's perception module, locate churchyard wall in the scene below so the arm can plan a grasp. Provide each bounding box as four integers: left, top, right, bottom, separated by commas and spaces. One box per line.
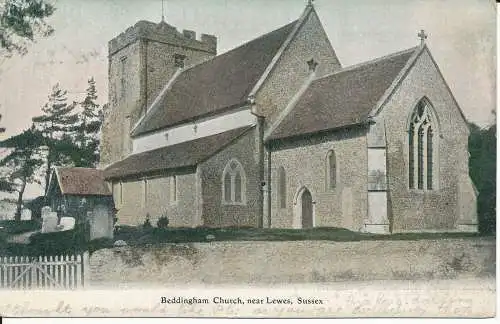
268, 127, 368, 231
379, 48, 477, 232
89, 237, 495, 286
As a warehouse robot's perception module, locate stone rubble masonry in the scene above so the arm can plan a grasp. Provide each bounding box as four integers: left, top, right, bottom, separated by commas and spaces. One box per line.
89, 238, 495, 285
268, 127, 368, 231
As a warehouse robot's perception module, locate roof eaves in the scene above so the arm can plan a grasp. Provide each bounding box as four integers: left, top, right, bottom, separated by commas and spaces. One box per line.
105, 163, 198, 181
315, 46, 420, 84
196, 125, 256, 166
132, 101, 251, 138
266, 120, 370, 143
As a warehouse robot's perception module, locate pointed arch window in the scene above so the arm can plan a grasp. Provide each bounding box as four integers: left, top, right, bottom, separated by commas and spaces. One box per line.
222, 159, 246, 205
278, 166, 286, 208
326, 150, 336, 190
408, 99, 436, 190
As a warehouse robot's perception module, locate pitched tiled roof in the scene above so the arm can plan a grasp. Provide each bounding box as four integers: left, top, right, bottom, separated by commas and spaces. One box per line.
268, 47, 418, 141
54, 167, 111, 196
104, 126, 254, 179
132, 20, 298, 136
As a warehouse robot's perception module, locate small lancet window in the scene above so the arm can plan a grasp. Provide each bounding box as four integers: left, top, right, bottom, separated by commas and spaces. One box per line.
326, 150, 336, 190
278, 166, 286, 208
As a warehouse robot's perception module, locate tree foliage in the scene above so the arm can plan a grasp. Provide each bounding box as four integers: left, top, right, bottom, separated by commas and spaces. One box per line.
32, 83, 79, 193
468, 122, 496, 234
0, 0, 55, 57
0, 125, 44, 220
74, 77, 104, 167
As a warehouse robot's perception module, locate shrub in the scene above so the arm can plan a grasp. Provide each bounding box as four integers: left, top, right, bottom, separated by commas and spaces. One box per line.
157, 216, 169, 229
0, 220, 41, 234
143, 214, 152, 229
25, 222, 90, 256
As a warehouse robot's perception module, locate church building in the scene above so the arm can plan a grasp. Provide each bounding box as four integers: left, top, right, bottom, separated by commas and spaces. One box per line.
100, 3, 478, 233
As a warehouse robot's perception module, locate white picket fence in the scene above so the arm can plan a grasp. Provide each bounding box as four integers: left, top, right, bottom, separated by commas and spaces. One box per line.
0, 253, 90, 289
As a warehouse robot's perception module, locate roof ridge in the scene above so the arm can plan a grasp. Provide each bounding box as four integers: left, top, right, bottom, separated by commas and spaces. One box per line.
132, 18, 301, 136
313, 46, 419, 82
179, 19, 299, 76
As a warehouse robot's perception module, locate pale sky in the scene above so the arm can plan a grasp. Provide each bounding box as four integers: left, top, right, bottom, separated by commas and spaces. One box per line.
0, 0, 496, 198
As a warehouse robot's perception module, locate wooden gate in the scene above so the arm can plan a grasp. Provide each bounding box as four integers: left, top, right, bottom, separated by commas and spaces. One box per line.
0, 253, 89, 289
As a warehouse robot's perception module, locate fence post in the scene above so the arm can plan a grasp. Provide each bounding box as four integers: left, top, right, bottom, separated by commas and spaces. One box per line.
82, 251, 90, 289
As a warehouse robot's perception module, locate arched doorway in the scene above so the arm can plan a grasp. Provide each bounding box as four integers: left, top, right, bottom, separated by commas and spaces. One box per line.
301, 188, 313, 228
293, 186, 315, 229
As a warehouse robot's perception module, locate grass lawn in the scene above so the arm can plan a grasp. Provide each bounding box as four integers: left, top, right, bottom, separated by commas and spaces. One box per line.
111, 226, 491, 246
0, 221, 493, 255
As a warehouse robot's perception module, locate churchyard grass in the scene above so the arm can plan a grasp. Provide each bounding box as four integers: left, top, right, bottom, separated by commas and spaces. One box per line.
111, 226, 487, 247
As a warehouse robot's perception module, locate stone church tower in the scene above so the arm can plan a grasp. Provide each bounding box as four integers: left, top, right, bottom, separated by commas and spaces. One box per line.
100, 20, 217, 166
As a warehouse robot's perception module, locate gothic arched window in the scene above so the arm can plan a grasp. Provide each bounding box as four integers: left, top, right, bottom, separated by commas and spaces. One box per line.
222, 159, 246, 205
408, 99, 436, 190
326, 150, 336, 190
278, 166, 286, 208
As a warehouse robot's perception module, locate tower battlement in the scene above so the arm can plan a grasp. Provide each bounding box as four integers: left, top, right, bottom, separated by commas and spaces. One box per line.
109, 20, 217, 56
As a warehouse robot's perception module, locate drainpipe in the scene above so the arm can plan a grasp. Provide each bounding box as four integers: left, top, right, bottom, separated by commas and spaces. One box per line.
266, 148, 272, 228
257, 116, 265, 228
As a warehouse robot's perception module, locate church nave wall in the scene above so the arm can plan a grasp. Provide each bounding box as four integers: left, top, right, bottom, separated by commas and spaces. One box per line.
268, 127, 368, 231
199, 128, 262, 228
111, 170, 199, 227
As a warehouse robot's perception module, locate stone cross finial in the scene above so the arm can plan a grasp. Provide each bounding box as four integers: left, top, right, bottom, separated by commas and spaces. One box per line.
418, 29, 427, 46
307, 58, 318, 72
161, 0, 166, 22
307, 0, 314, 6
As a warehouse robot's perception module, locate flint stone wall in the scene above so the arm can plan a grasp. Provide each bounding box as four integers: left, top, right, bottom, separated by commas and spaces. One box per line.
89, 238, 495, 286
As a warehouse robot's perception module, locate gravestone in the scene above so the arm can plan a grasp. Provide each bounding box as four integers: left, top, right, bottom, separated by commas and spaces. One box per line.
89, 204, 113, 240
58, 217, 76, 231
41, 206, 52, 218
41, 207, 58, 233
20, 208, 32, 220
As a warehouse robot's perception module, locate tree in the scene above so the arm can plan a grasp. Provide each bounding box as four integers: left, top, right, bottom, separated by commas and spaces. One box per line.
74, 77, 103, 167
0, 113, 5, 133
0, 0, 55, 57
32, 83, 79, 193
0, 125, 44, 220
468, 122, 496, 234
